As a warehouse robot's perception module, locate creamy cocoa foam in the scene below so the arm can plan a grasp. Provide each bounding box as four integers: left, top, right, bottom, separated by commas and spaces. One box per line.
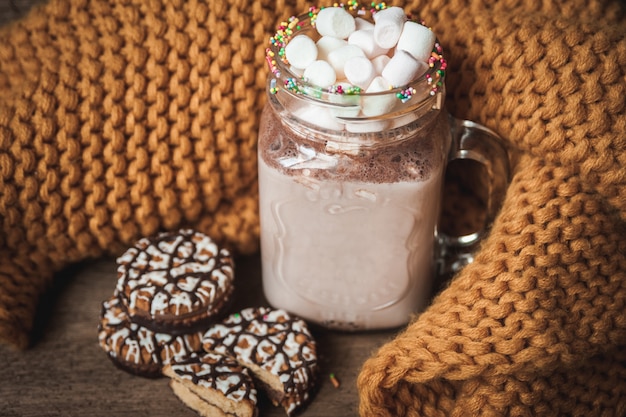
259, 104, 444, 184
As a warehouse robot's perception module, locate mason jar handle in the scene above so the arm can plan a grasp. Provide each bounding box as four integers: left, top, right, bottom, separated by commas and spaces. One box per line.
436, 116, 511, 276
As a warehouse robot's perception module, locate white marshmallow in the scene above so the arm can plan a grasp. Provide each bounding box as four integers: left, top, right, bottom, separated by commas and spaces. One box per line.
285, 35, 318, 69
315, 7, 356, 39
348, 29, 389, 59
289, 65, 305, 77
361, 76, 396, 117
329, 82, 361, 118
373, 6, 407, 49
344, 56, 376, 89
327, 44, 365, 79
372, 6, 406, 23
365, 76, 391, 93
316, 36, 348, 61
381, 49, 428, 86
355, 17, 374, 31
293, 104, 344, 132
371, 54, 390, 75
303, 60, 337, 88
397, 21, 436, 62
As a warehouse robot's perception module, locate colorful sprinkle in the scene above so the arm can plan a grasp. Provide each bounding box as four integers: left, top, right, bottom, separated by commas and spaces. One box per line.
370, 2, 388, 12
396, 87, 416, 103
265, 3, 447, 99
284, 77, 303, 94
328, 84, 362, 95
269, 78, 278, 94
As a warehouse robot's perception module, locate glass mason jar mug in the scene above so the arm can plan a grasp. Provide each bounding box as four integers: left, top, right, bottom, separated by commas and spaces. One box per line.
258, 7, 510, 330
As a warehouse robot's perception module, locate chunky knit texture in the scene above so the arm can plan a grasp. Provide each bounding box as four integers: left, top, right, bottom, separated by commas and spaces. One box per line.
356, 0, 626, 416
0, 0, 311, 349
1, 0, 625, 415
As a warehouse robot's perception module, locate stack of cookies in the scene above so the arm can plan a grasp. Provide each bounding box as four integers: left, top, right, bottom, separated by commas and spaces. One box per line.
98, 229, 318, 417
98, 229, 235, 377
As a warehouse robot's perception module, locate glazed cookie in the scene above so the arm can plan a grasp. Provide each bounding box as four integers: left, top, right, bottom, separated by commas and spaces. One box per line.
115, 229, 235, 333
163, 352, 258, 417
98, 296, 203, 377
202, 307, 318, 416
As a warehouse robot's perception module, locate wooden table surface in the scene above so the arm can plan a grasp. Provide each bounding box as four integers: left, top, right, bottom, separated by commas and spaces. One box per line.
0, 3, 409, 416
0, 255, 401, 417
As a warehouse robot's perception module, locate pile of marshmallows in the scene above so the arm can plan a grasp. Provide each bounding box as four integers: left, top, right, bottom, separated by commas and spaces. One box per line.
275, 6, 440, 132
287, 6, 435, 91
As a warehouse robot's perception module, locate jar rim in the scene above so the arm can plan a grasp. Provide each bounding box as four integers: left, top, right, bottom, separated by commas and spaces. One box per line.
265, 5, 447, 103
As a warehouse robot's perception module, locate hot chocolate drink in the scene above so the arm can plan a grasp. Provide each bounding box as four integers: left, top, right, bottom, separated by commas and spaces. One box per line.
258, 102, 449, 329
257, 4, 508, 330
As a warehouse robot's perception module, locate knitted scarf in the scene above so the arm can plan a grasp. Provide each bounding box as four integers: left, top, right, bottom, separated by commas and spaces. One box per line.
357, 0, 626, 415
1, 0, 625, 415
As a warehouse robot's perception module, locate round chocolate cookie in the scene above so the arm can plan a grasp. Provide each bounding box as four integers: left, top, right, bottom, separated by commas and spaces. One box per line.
115, 229, 235, 333
163, 352, 258, 417
98, 296, 203, 377
202, 307, 318, 416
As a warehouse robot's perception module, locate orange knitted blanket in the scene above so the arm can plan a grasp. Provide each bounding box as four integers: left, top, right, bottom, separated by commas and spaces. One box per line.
1, 0, 625, 415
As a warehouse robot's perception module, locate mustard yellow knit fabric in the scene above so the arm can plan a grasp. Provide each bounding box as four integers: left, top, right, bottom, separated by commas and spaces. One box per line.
357, 0, 626, 415
1, 0, 625, 415
0, 0, 292, 348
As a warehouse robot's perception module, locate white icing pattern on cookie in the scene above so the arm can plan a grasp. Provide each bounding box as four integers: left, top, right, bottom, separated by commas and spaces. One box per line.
203, 307, 318, 416
115, 229, 234, 326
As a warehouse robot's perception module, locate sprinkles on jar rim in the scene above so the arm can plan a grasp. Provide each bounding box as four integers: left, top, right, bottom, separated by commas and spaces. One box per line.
265, 2, 447, 99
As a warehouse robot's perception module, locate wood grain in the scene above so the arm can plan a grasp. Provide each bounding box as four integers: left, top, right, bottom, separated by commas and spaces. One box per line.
0, 255, 400, 417
0, 0, 41, 22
